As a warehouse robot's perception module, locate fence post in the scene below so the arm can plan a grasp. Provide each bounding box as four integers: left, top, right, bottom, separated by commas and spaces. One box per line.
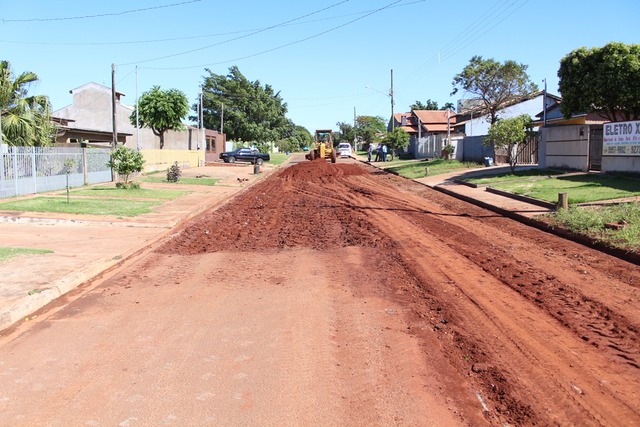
32, 146, 37, 193
557, 192, 569, 210
82, 146, 89, 185
12, 147, 18, 195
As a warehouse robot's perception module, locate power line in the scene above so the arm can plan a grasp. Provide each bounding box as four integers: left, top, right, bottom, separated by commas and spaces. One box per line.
0, 1, 425, 47
397, 0, 530, 91
119, 0, 353, 66
137, 0, 408, 70
2, 0, 202, 23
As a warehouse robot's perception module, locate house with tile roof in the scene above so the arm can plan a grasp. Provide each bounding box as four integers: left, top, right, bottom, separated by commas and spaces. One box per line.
391, 109, 462, 159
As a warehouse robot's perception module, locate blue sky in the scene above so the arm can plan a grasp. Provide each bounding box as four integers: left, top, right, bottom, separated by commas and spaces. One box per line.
2, 0, 638, 133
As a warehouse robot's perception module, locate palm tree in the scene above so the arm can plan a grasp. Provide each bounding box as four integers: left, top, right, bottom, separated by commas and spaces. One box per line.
0, 60, 55, 146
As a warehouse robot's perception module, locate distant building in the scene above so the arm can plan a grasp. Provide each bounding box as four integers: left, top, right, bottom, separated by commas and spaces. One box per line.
52, 82, 225, 157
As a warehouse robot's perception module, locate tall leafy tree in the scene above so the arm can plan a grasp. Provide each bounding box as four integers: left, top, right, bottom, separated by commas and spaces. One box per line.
356, 115, 386, 145
0, 60, 55, 146
335, 121, 356, 145
558, 42, 640, 122
452, 56, 538, 125
130, 85, 189, 149
276, 124, 312, 153
410, 99, 439, 110
486, 114, 534, 172
199, 66, 289, 144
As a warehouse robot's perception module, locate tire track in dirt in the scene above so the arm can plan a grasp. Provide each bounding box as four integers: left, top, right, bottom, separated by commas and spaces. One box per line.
157, 160, 639, 426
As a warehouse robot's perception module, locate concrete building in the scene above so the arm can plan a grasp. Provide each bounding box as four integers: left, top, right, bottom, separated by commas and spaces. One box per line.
52, 82, 225, 158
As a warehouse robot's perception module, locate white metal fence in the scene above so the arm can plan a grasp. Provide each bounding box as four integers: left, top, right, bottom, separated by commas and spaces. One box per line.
0, 146, 112, 198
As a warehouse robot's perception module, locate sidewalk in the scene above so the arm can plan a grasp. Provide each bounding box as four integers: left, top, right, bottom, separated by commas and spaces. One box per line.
0, 163, 274, 332
413, 165, 555, 219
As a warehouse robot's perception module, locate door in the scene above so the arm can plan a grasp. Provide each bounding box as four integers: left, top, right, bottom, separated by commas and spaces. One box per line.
589, 126, 603, 171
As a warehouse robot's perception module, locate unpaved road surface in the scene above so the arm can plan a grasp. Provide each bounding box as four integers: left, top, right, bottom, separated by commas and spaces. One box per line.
1, 159, 638, 426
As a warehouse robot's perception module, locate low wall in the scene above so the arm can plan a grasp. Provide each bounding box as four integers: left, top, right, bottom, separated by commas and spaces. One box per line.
140, 149, 205, 172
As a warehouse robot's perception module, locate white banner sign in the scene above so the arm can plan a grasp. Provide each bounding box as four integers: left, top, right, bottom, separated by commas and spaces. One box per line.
603, 120, 640, 155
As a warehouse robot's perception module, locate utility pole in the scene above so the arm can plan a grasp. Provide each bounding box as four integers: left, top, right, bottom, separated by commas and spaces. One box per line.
220, 102, 224, 135
353, 107, 357, 148
199, 90, 204, 150
111, 63, 117, 148
135, 65, 140, 150
390, 69, 395, 130
542, 78, 547, 127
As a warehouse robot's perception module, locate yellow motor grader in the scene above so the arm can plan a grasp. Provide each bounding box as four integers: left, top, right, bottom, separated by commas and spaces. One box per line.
305, 129, 337, 163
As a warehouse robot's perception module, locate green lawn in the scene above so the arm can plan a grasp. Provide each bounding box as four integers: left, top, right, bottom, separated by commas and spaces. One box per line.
0, 197, 162, 216
269, 153, 290, 165
142, 175, 219, 186
550, 202, 640, 250
386, 159, 484, 179
488, 174, 640, 204
68, 186, 189, 199
460, 168, 565, 185
0, 247, 53, 262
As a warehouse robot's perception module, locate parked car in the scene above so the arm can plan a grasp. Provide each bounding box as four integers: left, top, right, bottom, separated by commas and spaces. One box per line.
219, 148, 270, 165
337, 143, 353, 158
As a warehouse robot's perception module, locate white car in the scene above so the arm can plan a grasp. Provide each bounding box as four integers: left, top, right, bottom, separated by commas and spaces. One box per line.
337, 143, 353, 158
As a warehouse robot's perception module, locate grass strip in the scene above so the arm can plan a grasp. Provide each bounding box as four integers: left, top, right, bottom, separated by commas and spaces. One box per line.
491, 174, 640, 204
0, 247, 53, 263
387, 159, 483, 179
68, 187, 188, 199
549, 202, 640, 250
142, 176, 219, 186
0, 197, 161, 216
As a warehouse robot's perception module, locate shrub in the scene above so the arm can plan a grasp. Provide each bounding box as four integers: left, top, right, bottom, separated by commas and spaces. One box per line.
107, 145, 145, 186
167, 161, 182, 182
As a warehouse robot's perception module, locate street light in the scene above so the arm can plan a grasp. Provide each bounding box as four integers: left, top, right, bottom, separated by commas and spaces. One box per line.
365, 81, 395, 130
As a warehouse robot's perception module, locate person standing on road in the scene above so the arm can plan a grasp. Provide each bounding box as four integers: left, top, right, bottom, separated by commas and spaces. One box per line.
367, 144, 372, 162
374, 144, 381, 162
381, 144, 388, 162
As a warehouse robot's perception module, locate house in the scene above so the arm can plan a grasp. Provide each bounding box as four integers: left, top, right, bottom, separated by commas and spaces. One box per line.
391, 110, 460, 159
534, 102, 640, 172
447, 91, 561, 164
52, 82, 226, 167
454, 90, 562, 137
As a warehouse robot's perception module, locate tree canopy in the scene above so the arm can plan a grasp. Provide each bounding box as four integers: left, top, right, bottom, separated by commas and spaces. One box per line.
410, 99, 440, 110
199, 66, 290, 144
382, 127, 410, 152
355, 115, 386, 145
131, 86, 189, 149
335, 121, 356, 145
558, 42, 640, 122
275, 124, 312, 153
0, 60, 55, 146
452, 56, 538, 125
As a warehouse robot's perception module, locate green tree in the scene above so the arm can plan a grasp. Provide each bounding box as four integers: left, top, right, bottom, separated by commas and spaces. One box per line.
452, 56, 538, 125
410, 99, 439, 110
356, 115, 386, 145
199, 66, 290, 143
558, 42, 640, 122
107, 145, 145, 186
275, 123, 311, 153
131, 86, 189, 149
0, 60, 55, 146
486, 114, 534, 172
335, 121, 356, 145
382, 127, 410, 154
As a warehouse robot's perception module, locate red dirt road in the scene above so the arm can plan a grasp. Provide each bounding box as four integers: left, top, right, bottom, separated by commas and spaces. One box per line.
1, 159, 638, 426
